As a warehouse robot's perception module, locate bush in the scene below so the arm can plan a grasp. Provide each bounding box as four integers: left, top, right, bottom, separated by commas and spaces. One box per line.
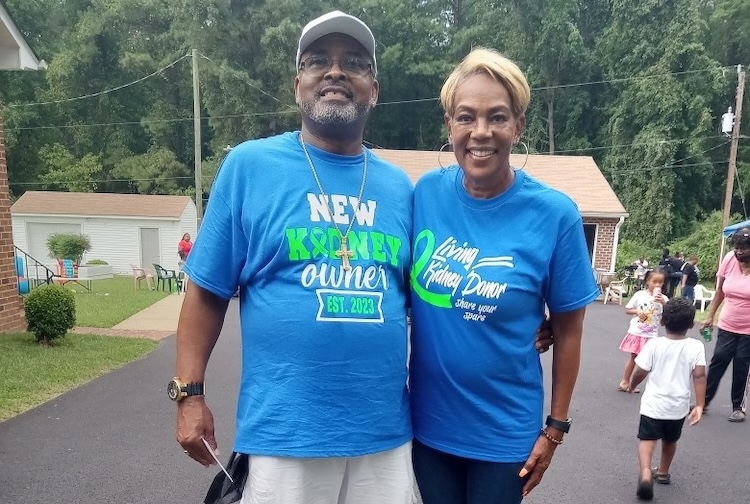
84, 259, 109, 265
24, 285, 76, 344
47, 233, 91, 263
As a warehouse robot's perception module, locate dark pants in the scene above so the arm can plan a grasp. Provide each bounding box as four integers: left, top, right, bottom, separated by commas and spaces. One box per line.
666, 273, 682, 298
413, 439, 525, 504
705, 329, 750, 410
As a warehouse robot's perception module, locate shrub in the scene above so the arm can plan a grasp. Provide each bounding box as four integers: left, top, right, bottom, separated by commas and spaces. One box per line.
24, 285, 76, 344
84, 259, 109, 265
47, 233, 91, 263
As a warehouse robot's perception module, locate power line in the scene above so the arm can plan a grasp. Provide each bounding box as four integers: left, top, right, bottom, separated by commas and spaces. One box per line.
9, 109, 299, 131
606, 141, 732, 174
553, 135, 729, 155
5, 53, 191, 108
534, 67, 727, 91
5, 55, 735, 111
198, 52, 292, 107
609, 160, 728, 174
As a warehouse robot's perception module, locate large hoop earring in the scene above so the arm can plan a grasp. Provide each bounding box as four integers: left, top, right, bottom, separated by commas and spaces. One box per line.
438, 142, 452, 170
514, 141, 529, 170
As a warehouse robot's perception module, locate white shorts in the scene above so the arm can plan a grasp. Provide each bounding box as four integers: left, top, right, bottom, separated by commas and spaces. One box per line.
239, 441, 415, 504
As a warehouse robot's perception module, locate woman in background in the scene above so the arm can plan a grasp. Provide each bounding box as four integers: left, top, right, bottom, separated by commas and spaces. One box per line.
701, 227, 750, 423
178, 233, 193, 265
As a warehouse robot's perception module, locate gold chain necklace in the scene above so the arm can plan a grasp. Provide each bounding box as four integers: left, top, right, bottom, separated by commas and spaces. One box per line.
300, 134, 368, 271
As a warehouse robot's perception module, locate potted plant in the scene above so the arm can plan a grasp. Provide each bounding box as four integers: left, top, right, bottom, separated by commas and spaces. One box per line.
47, 233, 91, 275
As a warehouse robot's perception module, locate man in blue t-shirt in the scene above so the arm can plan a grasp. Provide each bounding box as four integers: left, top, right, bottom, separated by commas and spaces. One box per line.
171, 11, 415, 503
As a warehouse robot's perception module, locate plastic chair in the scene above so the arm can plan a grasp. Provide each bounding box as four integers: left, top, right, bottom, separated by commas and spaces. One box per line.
131, 264, 154, 290
604, 279, 626, 305
693, 284, 715, 312
597, 271, 615, 296
153, 263, 180, 292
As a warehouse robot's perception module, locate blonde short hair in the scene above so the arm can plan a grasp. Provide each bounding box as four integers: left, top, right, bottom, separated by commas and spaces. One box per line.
440, 48, 530, 117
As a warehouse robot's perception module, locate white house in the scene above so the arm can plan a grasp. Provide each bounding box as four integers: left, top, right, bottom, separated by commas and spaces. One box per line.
11, 191, 197, 274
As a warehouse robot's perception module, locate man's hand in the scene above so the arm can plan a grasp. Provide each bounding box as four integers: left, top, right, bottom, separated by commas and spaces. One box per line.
177, 396, 217, 467
534, 317, 554, 353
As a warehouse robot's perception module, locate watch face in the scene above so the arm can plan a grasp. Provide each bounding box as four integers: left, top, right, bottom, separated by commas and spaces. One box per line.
167, 380, 180, 401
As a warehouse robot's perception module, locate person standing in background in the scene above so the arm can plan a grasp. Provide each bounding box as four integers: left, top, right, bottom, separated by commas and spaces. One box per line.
700, 228, 750, 423
178, 233, 193, 265
680, 255, 699, 302
668, 252, 685, 298
633, 256, 649, 290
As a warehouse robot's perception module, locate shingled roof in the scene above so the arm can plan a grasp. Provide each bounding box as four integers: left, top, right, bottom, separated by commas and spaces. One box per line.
11, 191, 192, 219
373, 149, 627, 217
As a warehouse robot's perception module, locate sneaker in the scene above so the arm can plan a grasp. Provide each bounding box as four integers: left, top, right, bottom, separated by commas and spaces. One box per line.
728, 410, 746, 422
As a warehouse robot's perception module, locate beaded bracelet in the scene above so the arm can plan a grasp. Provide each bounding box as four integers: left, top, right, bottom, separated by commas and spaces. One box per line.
542, 429, 564, 445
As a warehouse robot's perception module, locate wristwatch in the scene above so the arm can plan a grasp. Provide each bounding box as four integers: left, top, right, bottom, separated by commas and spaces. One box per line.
167, 377, 204, 401
545, 415, 572, 433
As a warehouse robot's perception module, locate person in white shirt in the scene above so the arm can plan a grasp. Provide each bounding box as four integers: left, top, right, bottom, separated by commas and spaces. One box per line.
629, 297, 707, 501
633, 256, 649, 289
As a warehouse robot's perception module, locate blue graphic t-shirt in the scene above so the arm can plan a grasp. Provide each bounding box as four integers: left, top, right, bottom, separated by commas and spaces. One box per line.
185, 132, 413, 457
410, 167, 599, 462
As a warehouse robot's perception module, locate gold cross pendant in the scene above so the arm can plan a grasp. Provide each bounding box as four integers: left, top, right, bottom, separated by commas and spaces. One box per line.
335, 236, 355, 271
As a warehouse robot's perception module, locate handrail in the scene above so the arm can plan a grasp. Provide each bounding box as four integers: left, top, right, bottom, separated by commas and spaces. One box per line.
13, 246, 58, 289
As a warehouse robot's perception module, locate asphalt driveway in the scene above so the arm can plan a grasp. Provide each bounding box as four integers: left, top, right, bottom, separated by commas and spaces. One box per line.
0, 300, 747, 503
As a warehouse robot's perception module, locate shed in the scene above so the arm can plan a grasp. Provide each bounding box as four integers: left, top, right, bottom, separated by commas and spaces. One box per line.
373, 149, 628, 272
11, 191, 197, 274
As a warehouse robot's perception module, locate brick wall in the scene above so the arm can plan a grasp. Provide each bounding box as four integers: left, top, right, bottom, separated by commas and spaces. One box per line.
0, 109, 26, 332
585, 217, 620, 272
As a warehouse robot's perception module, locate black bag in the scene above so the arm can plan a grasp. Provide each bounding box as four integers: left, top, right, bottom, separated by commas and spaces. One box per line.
204, 452, 249, 504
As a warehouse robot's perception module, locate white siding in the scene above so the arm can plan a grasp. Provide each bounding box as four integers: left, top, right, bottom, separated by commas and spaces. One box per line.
12, 201, 199, 275
179, 203, 198, 241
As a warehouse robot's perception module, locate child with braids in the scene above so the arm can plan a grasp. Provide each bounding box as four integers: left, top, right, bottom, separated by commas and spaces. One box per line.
618, 268, 668, 393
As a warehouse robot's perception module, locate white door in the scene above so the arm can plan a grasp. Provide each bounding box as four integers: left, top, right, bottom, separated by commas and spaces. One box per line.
140, 228, 161, 273
26, 222, 82, 265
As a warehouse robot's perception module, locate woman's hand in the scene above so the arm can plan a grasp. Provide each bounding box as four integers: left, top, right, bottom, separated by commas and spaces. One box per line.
700, 315, 713, 331
518, 433, 560, 497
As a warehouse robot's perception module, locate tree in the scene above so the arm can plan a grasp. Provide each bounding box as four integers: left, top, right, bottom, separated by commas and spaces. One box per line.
597, 0, 724, 246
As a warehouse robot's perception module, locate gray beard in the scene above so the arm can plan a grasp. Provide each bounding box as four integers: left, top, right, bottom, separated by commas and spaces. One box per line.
299, 99, 372, 125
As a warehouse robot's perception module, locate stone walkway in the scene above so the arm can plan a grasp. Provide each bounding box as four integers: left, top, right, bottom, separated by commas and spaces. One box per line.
71, 326, 174, 340
71, 293, 184, 341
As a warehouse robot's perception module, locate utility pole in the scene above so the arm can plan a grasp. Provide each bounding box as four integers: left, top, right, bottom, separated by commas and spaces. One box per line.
718, 65, 746, 264
192, 49, 203, 227
721, 65, 745, 232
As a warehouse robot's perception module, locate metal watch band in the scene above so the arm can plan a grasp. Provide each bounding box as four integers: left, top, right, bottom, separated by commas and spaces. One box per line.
545, 415, 572, 433
184, 383, 204, 396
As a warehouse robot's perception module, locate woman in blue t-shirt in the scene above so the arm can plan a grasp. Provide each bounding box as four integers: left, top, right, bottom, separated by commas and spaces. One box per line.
409, 48, 600, 504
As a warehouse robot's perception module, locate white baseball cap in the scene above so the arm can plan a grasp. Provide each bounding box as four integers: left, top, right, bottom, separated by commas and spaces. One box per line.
296, 10, 377, 75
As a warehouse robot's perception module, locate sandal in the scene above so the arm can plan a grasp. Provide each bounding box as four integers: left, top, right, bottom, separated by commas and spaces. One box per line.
617, 384, 640, 393
654, 473, 671, 485
637, 477, 654, 500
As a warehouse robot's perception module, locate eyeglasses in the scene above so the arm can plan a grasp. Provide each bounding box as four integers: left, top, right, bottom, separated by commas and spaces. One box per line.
299, 55, 373, 77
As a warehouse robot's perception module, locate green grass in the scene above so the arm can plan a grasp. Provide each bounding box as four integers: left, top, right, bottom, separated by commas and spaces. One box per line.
59, 275, 169, 327
0, 332, 157, 421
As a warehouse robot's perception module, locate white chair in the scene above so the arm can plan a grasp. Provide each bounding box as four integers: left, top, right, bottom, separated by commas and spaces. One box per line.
604, 279, 626, 305
693, 284, 715, 312
598, 271, 615, 294
130, 264, 154, 290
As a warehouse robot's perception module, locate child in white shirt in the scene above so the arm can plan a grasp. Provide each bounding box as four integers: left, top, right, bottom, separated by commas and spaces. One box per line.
629, 297, 707, 500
